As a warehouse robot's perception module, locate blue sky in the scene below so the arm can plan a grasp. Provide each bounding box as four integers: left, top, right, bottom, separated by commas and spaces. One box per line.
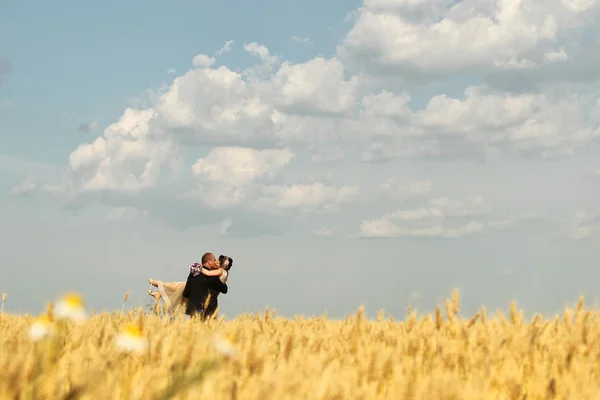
3, 0, 600, 320
0, 0, 360, 163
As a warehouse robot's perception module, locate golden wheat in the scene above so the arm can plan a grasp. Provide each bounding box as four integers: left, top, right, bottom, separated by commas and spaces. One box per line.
1, 291, 600, 399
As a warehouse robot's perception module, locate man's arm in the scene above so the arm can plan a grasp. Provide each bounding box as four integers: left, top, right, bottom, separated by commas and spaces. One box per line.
206, 276, 228, 294
182, 273, 193, 298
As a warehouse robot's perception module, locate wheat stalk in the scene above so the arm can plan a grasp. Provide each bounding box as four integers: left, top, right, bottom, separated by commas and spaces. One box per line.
0, 292, 598, 398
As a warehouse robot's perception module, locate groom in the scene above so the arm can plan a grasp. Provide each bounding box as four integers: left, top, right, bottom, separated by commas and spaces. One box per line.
182, 252, 228, 319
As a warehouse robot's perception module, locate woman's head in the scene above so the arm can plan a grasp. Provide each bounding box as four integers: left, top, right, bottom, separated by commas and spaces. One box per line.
218, 255, 233, 271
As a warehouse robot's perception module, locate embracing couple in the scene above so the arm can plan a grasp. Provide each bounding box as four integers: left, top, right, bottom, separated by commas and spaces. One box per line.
148, 252, 233, 320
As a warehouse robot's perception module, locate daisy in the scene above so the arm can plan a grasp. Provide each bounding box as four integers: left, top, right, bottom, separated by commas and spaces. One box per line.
212, 333, 238, 358
115, 324, 148, 354
54, 292, 87, 324
29, 315, 56, 341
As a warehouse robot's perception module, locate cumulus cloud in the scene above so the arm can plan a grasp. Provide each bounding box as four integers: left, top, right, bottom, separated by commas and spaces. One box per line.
351, 86, 600, 162
338, 0, 600, 85
62, 108, 180, 198
187, 147, 357, 214
311, 147, 346, 163
49, 47, 365, 203
292, 36, 313, 44
379, 179, 431, 199
49, 36, 600, 208
217, 40, 234, 55
359, 194, 535, 239
187, 146, 295, 208
272, 57, 363, 115
36, 1, 600, 238
253, 183, 358, 214
564, 212, 600, 240
10, 177, 37, 197
192, 147, 294, 186
192, 54, 216, 68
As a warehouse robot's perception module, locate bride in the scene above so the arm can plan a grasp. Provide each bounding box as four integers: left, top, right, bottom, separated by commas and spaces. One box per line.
148, 255, 233, 314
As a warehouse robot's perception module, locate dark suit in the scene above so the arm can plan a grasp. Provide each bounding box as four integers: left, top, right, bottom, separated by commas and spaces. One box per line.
182, 267, 228, 319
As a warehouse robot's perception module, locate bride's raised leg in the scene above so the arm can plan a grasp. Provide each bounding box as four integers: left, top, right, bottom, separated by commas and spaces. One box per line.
148, 290, 161, 300
162, 282, 186, 292
161, 282, 178, 292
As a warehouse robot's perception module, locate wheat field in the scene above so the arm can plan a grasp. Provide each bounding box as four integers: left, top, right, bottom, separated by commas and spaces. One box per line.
1, 291, 600, 400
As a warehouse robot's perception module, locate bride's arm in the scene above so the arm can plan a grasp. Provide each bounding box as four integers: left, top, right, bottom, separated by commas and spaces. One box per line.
201, 268, 224, 277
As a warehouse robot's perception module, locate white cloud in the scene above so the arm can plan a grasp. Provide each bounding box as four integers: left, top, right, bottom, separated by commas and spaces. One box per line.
564, 212, 600, 240
36, 4, 600, 239
358, 195, 535, 239
187, 147, 294, 208
191, 147, 294, 186
10, 177, 37, 196
49, 37, 600, 208
62, 108, 179, 197
183, 146, 356, 214
292, 36, 313, 44
544, 48, 568, 63
311, 147, 346, 163
192, 54, 216, 68
217, 40, 234, 55
380, 179, 431, 199
49, 46, 368, 206
243, 42, 281, 75
359, 216, 482, 239
271, 57, 362, 115
338, 0, 600, 80
562, 0, 599, 13
348, 85, 600, 161
254, 182, 358, 214
126, 85, 168, 109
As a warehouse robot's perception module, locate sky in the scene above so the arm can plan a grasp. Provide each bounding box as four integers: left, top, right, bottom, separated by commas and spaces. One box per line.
3, 0, 600, 320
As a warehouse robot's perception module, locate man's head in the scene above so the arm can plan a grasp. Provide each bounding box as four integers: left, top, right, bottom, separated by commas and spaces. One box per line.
201, 252, 217, 269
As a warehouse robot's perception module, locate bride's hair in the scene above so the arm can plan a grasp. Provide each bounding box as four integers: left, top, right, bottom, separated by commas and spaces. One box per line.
218, 255, 233, 271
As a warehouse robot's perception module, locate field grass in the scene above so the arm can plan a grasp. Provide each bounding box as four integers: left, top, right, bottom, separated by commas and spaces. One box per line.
1, 290, 600, 399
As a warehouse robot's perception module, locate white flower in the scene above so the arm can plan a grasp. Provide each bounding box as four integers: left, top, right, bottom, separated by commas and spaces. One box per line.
212, 333, 238, 358
115, 324, 148, 354
29, 315, 55, 341
54, 293, 87, 324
